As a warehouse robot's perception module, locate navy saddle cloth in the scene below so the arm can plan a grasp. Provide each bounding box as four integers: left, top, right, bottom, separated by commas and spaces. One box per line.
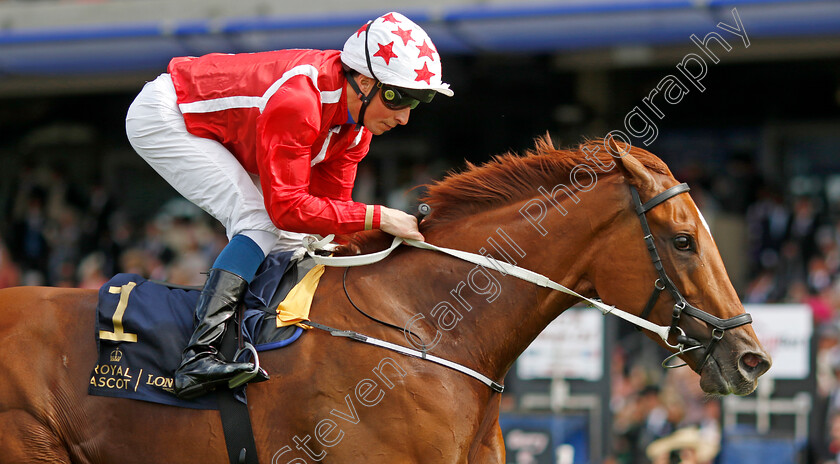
88, 251, 316, 409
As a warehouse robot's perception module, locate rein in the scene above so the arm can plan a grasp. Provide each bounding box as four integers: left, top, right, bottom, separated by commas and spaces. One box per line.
304, 235, 675, 342
340, 267, 428, 349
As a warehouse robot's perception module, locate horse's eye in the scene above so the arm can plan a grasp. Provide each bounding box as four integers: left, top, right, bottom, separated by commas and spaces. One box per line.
674, 235, 695, 251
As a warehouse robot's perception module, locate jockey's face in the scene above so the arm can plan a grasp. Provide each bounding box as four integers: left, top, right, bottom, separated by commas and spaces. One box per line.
349, 75, 411, 136
364, 92, 410, 135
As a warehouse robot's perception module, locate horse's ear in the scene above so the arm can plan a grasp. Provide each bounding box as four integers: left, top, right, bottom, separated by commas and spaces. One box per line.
610, 139, 658, 191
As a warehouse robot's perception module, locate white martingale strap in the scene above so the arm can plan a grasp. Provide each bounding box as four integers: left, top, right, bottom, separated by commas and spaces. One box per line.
304, 235, 674, 345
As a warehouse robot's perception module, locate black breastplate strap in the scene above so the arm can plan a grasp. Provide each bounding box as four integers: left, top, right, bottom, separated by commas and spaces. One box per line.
630, 184, 753, 370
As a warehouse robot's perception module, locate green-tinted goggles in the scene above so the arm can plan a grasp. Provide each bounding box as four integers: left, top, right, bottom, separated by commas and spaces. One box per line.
378, 83, 435, 110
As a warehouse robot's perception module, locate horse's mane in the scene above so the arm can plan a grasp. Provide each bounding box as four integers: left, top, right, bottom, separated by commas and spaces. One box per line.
336, 134, 671, 255
419, 134, 671, 228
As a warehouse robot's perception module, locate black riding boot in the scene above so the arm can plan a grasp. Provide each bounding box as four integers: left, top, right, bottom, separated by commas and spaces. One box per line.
174, 268, 255, 399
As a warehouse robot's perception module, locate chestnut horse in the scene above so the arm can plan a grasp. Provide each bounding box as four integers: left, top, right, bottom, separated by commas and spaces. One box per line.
0, 137, 770, 463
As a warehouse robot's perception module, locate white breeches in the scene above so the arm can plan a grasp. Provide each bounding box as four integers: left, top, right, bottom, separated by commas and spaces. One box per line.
125, 73, 306, 253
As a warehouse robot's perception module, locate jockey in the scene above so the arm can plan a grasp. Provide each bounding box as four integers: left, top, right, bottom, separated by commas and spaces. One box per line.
125, 12, 453, 399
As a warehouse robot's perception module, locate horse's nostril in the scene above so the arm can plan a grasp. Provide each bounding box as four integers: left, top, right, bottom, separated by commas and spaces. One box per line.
742, 352, 761, 369
739, 351, 771, 380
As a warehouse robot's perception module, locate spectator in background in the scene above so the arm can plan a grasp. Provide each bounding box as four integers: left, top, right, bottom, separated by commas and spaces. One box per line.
611, 351, 724, 464
710, 151, 760, 215
817, 344, 840, 462
44, 162, 86, 223
746, 184, 790, 277
46, 208, 82, 287
614, 384, 673, 464
9, 187, 50, 285
789, 196, 821, 271
744, 267, 779, 304
646, 427, 720, 464
79, 178, 117, 259
77, 252, 109, 290
824, 412, 840, 464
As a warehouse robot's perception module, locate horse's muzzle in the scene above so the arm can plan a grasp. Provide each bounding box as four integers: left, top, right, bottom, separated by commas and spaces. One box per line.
699, 333, 772, 396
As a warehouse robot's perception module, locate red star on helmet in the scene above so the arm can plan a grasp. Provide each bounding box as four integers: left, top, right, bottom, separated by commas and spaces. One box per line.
356, 23, 368, 38
382, 13, 400, 24
414, 62, 435, 84
417, 40, 437, 60
391, 27, 414, 47
373, 41, 398, 65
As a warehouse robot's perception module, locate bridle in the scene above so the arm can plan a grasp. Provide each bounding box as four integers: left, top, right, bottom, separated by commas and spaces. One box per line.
629, 182, 753, 370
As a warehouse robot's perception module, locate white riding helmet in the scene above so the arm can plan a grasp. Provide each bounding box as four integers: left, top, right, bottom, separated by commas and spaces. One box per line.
341, 12, 453, 112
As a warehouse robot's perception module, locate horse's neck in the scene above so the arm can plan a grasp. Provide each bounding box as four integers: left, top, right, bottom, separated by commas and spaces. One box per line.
385, 187, 621, 380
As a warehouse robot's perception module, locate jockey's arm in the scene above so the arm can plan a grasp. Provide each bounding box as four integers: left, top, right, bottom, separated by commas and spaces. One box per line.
256, 88, 374, 234
309, 130, 424, 242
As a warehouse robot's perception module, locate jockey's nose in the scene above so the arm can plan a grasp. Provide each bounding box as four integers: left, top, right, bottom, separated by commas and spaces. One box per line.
395, 107, 410, 125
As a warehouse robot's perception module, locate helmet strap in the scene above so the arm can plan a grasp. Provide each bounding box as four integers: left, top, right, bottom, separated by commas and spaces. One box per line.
345, 69, 379, 130
344, 20, 381, 131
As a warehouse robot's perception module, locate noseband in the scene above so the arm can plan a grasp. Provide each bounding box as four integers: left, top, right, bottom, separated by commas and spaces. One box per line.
630, 183, 753, 370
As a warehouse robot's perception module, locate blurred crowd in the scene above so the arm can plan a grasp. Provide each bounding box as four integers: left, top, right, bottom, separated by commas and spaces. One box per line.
0, 158, 439, 290
3, 153, 840, 463
609, 350, 722, 464
0, 162, 228, 289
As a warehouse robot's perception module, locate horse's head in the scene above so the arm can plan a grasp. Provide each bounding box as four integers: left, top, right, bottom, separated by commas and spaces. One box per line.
593, 139, 771, 395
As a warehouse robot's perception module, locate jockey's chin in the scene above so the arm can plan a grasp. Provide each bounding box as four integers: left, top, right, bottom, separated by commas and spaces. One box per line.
362, 120, 397, 136
362, 101, 410, 136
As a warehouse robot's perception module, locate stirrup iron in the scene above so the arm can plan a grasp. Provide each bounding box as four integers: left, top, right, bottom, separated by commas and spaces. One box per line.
228, 342, 262, 389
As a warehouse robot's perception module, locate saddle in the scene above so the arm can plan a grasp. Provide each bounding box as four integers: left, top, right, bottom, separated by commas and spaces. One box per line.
88, 251, 319, 409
